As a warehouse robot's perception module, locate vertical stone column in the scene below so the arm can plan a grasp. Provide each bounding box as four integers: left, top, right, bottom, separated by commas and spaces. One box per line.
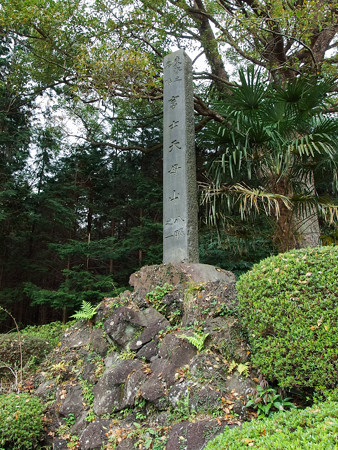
163, 50, 199, 263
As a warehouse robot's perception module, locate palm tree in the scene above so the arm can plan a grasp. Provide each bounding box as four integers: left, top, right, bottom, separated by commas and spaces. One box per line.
201, 69, 338, 252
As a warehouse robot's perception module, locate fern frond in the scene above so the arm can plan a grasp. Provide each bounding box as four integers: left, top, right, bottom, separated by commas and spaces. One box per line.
178, 332, 209, 351
71, 301, 99, 321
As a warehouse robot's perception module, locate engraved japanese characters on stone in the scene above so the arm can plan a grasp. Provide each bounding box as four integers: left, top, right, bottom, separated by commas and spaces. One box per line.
169, 190, 180, 201
168, 164, 181, 174
169, 120, 179, 129
164, 227, 185, 240
163, 50, 199, 263
168, 140, 181, 152
173, 56, 183, 74
168, 95, 179, 109
165, 216, 185, 225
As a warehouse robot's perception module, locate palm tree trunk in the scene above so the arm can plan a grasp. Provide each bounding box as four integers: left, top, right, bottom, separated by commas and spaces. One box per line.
291, 171, 321, 249
273, 172, 321, 252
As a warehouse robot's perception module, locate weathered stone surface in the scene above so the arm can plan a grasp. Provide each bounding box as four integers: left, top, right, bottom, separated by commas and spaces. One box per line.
130, 264, 236, 307
35, 378, 56, 400
136, 338, 159, 361
104, 307, 143, 348
182, 280, 237, 327
140, 377, 166, 402
58, 384, 85, 418
93, 360, 142, 414
53, 438, 69, 449
104, 351, 119, 368
90, 327, 109, 356
224, 371, 256, 420
163, 49, 199, 264
70, 410, 89, 436
169, 381, 224, 412
159, 333, 196, 362
79, 419, 110, 449
62, 323, 91, 349
82, 361, 96, 384
123, 367, 148, 406
104, 306, 168, 349
129, 317, 169, 351
166, 419, 227, 450
203, 316, 249, 362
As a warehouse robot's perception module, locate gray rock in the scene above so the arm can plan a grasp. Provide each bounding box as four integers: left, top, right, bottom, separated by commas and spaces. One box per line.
123, 367, 148, 406
166, 419, 227, 450
136, 338, 159, 361
79, 419, 110, 449
104, 307, 143, 348
58, 384, 85, 418
129, 318, 169, 351
203, 316, 249, 362
53, 438, 69, 449
82, 361, 96, 384
70, 410, 89, 436
62, 323, 91, 349
129, 263, 235, 293
93, 360, 142, 414
104, 307, 168, 350
141, 377, 166, 402
104, 351, 119, 368
159, 333, 197, 380
90, 327, 109, 356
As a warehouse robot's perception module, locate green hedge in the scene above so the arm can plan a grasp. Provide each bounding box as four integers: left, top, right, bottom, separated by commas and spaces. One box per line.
206, 400, 338, 449
0, 393, 44, 449
237, 246, 338, 393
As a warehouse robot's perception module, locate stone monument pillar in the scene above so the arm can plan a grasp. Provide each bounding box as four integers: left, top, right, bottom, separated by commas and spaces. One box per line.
163, 50, 199, 263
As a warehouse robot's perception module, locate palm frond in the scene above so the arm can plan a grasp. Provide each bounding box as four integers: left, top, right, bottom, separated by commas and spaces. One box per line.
288, 133, 336, 158
318, 199, 338, 224
232, 184, 292, 219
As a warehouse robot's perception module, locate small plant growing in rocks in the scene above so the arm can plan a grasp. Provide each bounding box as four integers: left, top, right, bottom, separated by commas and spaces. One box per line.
178, 331, 210, 351
145, 283, 173, 313
71, 300, 100, 322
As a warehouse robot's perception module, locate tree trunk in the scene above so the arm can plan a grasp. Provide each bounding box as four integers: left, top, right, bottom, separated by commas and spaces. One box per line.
273, 172, 321, 252
291, 171, 321, 249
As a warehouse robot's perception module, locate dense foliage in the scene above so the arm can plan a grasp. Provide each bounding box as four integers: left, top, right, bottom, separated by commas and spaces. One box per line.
0, 393, 44, 449
237, 246, 338, 394
21, 320, 74, 347
0, 1, 336, 328
201, 72, 338, 251
206, 400, 338, 449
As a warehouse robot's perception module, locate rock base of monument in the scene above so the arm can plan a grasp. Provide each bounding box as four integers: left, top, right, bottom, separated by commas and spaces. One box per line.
34, 264, 257, 450
129, 262, 236, 293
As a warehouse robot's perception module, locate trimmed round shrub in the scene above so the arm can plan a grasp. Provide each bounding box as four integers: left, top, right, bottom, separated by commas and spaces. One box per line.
237, 246, 338, 392
0, 393, 44, 449
206, 400, 338, 449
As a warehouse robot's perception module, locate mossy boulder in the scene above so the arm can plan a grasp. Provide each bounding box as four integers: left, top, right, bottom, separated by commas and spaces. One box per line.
237, 246, 338, 394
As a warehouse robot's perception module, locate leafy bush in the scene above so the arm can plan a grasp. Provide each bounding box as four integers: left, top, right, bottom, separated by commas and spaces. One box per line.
237, 246, 338, 393
21, 320, 74, 348
0, 393, 44, 449
206, 400, 338, 449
